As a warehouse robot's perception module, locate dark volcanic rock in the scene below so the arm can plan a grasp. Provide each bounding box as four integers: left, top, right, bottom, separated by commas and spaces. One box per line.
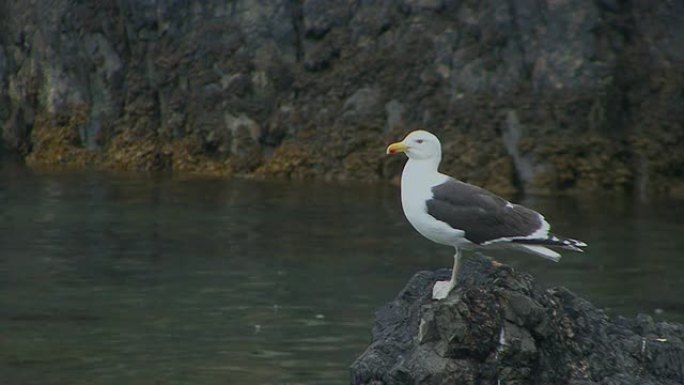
1, 1, 683, 195
351, 255, 684, 385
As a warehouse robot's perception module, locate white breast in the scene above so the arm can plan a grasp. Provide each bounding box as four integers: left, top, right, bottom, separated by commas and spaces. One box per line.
400, 160, 468, 247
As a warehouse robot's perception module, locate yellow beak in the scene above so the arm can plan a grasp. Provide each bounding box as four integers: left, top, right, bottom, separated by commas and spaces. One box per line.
386, 141, 408, 155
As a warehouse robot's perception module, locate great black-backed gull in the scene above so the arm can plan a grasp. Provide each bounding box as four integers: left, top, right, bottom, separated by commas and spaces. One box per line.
386, 130, 586, 300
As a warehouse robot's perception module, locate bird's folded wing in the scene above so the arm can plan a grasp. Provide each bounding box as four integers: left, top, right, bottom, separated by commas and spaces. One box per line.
425, 179, 547, 245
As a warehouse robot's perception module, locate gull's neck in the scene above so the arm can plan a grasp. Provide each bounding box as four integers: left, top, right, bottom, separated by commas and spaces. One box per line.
404, 157, 440, 174
402, 157, 442, 187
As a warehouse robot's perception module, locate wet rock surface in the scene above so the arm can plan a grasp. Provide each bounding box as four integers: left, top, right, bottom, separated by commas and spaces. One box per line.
351, 255, 684, 385
1, 1, 683, 195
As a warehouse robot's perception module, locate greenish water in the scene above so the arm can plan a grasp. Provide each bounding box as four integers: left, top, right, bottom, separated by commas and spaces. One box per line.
1, 162, 683, 385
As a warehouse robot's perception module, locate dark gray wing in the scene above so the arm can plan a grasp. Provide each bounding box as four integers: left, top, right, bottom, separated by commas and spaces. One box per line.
425, 179, 545, 245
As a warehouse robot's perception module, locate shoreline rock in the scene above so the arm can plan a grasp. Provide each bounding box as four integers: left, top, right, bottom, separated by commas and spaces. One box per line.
350, 255, 684, 385
1, 1, 684, 196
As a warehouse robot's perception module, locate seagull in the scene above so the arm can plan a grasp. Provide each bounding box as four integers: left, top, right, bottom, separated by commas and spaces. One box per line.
386, 130, 586, 300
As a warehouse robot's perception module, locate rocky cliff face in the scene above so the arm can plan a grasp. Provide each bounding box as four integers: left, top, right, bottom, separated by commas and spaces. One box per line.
1, 0, 683, 195
350, 256, 684, 385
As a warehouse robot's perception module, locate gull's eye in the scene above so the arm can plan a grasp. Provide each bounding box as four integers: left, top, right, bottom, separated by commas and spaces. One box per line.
416, 139, 424, 144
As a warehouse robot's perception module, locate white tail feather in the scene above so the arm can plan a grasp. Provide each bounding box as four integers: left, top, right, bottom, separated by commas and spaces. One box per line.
518, 244, 562, 262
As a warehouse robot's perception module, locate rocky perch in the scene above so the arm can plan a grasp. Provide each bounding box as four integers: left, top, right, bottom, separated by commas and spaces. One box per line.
351, 255, 684, 385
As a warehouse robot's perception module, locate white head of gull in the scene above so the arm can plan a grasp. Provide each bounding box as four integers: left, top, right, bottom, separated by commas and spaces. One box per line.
387, 130, 586, 300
